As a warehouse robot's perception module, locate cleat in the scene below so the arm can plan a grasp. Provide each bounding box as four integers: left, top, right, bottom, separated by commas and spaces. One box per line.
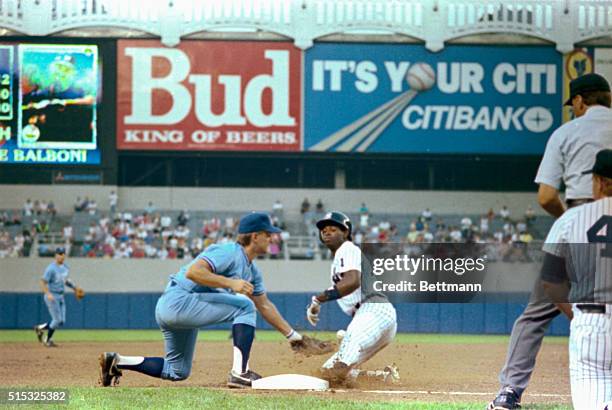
227, 369, 261, 388
99, 352, 123, 387
44, 340, 58, 347
487, 387, 521, 409
34, 326, 44, 344
383, 364, 400, 383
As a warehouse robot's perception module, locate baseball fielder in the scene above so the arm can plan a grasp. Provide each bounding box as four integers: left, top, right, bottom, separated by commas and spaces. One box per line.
489, 73, 612, 409
540, 149, 612, 410
99, 212, 330, 388
307, 211, 398, 385
34, 247, 84, 347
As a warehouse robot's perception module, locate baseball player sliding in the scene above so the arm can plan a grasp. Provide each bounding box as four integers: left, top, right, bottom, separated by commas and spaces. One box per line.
307, 211, 398, 385
540, 149, 612, 410
34, 247, 85, 347
99, 212, 332, 388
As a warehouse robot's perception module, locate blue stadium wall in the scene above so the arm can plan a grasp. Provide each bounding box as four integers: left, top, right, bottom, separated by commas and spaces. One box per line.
0, 292, 570, 336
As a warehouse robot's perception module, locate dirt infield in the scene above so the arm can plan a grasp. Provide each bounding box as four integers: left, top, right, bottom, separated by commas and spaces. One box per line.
1, 339, 570, 405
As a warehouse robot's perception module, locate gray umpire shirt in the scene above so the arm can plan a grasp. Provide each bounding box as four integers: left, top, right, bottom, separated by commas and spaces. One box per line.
535, 106, 612, 200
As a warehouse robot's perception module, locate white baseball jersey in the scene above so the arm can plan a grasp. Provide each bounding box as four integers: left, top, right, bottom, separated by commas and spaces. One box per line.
543, 197, 612, 410
535, 106, 612, 199
330, 241, 362, 316
323, 240, 397, 371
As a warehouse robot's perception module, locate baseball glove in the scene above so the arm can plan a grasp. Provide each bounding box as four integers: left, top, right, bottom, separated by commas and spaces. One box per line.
290, 335, 335, 356
75, 287, 85, 300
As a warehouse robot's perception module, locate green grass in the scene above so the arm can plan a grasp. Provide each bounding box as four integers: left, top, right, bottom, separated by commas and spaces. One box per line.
0, 387, 572, 410
0, 329, 569, 345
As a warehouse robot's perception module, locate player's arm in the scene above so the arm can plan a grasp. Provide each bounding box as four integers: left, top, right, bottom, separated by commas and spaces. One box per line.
540, 253, 573, 320
65, 278, 77, 291
185, 259, 253, 295
314, 269, 361, 304
250, 293, 293, 335
537, 183, 566, 218
39, 279, 54, 301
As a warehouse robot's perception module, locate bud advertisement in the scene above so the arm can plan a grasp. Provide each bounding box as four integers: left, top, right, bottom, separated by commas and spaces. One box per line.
117, 40, 302, 152
304, 44, 563, 154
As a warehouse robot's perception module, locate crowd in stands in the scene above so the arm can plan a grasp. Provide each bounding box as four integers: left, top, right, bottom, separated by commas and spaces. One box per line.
0, 194, 546, 261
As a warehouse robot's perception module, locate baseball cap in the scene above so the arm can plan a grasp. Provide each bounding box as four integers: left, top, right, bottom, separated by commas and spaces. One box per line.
55, 247, 66, 255
564, 73, 611, 106
582, 149, 612, 178
238, 212, 281, 234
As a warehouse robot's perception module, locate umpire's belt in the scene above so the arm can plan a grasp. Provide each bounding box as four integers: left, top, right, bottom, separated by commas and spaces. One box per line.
566, 198, 593, 208
576, 304, 606, 314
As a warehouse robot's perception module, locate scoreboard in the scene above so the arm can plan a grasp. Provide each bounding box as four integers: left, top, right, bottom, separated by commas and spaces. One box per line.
0, 43, 100, 165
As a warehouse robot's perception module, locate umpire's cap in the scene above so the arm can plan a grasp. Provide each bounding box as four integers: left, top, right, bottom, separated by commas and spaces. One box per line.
564, 73, 611, 106
55, 247, 66, 255
316, 211, 352, 240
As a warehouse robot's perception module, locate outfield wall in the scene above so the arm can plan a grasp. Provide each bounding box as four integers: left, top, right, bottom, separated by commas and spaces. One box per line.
0, 258, 570, 335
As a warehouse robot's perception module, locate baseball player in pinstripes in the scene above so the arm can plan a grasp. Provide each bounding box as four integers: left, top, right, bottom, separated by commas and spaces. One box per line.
489, 73, 612, 410
540, 149, 612, 409
306, 211, 398, 385
34, 247, 83, 347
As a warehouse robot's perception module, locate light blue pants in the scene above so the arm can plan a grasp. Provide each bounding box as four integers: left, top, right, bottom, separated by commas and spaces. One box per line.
44, 293, 65, 330
154, 284, 257, 381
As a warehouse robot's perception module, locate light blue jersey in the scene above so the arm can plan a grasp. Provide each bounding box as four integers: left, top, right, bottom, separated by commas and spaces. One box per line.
171, 243, 265, 296
42, 262, 70, 294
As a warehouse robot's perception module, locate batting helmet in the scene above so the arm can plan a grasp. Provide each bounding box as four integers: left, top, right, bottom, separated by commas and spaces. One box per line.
316, 211, 352, 241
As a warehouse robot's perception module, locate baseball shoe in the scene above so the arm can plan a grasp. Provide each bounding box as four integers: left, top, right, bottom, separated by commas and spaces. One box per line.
487, 387, 521, 409
383, 364, 400, 384
44, 340, 58, 347
34, 326, 44, 344
99, 352, 123, 387
320, 361, 350, 386
227, 369, 262, 388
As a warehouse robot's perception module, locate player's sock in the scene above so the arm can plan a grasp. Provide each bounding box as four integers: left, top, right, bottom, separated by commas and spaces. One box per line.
232, 323, 255, 374
117, 355, 163, 378
47, 328, 55, 341
38, 323, 49, 330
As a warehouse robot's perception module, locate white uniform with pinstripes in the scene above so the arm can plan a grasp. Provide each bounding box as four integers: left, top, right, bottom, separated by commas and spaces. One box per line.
322, 241, 397, 369
543, 197, 612, 410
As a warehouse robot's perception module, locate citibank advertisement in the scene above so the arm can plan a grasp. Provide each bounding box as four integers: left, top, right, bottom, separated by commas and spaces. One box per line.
304, 44, 562, 154
117, 40, 302, 152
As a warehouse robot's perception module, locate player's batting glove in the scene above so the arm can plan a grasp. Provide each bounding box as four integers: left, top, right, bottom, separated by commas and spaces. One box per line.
306, 296, 321, 326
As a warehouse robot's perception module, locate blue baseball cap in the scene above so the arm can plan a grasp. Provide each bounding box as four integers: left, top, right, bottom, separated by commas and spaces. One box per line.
238, 212, 281, 234
55, 247, 66, 255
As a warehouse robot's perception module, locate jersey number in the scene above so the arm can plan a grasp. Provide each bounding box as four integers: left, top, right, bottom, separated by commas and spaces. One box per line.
587, 215, 612, 258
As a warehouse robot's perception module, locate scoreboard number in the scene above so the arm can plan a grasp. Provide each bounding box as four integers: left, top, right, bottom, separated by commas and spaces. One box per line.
0, 46, 13, 121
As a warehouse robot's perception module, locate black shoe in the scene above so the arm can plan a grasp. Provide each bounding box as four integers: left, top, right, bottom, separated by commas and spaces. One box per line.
487, 387, 521, 409
99, 352, 123, 387
227, 369, 262, 388
44, 340, 58, 347
34, 326, 44, 344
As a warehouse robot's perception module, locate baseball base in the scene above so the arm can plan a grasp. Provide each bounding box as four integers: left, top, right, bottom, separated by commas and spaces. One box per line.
252, 374, 329, 391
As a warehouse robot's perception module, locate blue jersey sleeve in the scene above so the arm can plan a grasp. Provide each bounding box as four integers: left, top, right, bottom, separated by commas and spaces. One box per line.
198, 244, 234, 275
42, 265, 53, 283
251, 263, 266, 296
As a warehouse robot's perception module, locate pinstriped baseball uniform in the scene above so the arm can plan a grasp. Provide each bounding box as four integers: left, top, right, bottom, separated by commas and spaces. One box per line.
322, 241, 397, 369
496, 105, 612, 399
543, 197, 612, 410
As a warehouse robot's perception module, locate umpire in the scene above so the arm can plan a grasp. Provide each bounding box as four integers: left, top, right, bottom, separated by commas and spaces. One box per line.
488, 73, 612, 409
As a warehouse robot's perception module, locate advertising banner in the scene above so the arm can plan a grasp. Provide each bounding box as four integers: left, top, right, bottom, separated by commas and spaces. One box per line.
117, 40, 302, 152
304, 44, 563, 154
0, 44, 100, 164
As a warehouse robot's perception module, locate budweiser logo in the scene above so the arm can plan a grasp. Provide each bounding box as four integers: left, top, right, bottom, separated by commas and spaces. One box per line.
123, 48, 295, 128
